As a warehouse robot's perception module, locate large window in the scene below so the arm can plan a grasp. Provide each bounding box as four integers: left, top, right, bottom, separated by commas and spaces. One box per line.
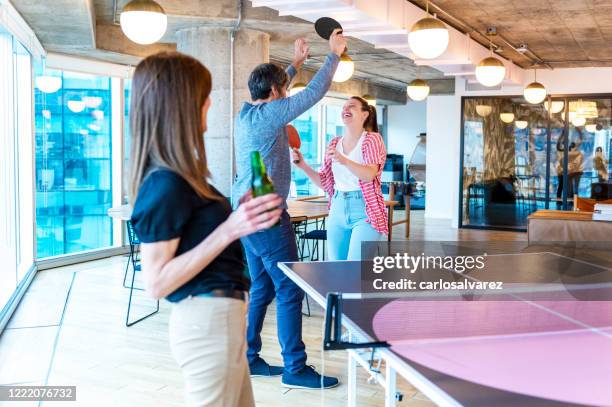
34, 67, 114, 258
291, 105, 320, 196
0, 26, 34, 315
123, 79, 132, 203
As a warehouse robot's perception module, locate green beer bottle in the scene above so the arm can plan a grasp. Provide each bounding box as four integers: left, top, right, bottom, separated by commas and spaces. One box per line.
250, 151, 279, 227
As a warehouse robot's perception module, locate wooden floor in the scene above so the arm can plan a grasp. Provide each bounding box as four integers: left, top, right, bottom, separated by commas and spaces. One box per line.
0, 212, 525, 406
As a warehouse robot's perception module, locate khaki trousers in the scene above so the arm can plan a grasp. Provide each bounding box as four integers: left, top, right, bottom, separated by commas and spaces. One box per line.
168, 296, 254, 407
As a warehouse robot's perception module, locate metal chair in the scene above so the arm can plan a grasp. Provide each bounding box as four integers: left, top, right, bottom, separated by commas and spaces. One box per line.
125, 221, 159, 327
301, 218, 326, 261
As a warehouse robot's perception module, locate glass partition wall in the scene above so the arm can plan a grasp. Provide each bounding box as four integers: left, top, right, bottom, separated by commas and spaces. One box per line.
460, 95, 612, 230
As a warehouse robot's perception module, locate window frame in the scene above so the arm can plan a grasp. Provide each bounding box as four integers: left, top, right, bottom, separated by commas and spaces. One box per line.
33, 55, 133, 264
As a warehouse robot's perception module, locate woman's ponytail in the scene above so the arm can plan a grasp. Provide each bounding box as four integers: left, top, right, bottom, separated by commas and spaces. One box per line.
351, 96, 379, 133
365, 104, 379, 133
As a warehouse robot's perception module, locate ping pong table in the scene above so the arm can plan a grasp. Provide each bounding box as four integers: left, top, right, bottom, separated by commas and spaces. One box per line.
279, 251, 612, 407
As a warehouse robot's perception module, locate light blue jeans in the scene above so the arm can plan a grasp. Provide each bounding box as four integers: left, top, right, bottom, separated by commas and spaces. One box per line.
327, 190, 386, 261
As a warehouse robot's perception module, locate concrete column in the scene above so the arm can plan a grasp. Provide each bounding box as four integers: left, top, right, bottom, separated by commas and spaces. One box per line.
177, 27, 270, 196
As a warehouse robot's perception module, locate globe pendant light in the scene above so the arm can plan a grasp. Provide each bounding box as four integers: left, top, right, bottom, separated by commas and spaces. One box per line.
524, 68, 546, 104
333, 52, 354, 82
120, 0, 168, 45
476, 104, 492, 117
67, 100, 86, 113
83, 96, 103, 108
289, 82, 306, 96
362, 94, 377, 106
407, 78, 430, 101
408, 0, 449, 59
35, 75, 62, 94
475, 35, 506, 87
544, 100, 564, 114
515, 120, 528, 129
500, 112, 514, 123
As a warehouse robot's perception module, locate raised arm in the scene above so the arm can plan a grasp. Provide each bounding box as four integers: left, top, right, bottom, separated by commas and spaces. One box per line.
264, 29, 346, 126
286, 37, 309, 81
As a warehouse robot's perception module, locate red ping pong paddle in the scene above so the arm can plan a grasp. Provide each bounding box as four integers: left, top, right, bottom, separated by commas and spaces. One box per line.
287, 124, 301, 164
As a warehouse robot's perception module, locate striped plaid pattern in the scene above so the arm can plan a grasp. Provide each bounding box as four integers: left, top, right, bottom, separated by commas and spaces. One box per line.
319, 132, 388, 234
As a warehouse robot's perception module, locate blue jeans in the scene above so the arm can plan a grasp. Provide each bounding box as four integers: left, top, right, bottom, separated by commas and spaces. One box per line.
327, 190, 386, 260
241, 210, 306, 374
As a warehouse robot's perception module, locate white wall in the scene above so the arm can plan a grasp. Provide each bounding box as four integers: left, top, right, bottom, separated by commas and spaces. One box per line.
425, 68, 612, 227
386, 100, 426, 175
425, 94, 461, 223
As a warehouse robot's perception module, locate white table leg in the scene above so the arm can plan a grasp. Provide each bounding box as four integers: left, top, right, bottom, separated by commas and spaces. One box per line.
385, 362, 397, 407
347, 351, 357, 407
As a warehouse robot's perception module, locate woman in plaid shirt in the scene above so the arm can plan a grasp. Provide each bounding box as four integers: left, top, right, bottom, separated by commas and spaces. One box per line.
292, 96, 387, 260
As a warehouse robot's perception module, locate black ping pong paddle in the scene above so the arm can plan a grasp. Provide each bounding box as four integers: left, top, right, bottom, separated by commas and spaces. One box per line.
315, 17, 343, 40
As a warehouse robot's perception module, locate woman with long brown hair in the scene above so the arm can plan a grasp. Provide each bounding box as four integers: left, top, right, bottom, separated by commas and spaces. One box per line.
129, 51, 281, 407
292, 96, 387, 260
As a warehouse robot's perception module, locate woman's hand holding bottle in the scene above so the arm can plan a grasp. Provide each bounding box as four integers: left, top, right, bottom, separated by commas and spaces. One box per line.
223, 192, 282, 240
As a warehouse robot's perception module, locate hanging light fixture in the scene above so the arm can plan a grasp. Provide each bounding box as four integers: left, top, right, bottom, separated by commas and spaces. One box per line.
67, 100, 86, 113
289, 82, 306, 96
92, 110, 105, 121
333, 53, 354, 82
476, 104, 492, 117
500, 112, 515, 123
35, 75, 62, 94
408, 0, 449, 59
475, 32, 506, 87
523, 68, 546, 104
544, 100, 564, 114
407, 79, 430, 101
83, 96, 103, 108
120, 0, 168, 45
362, 94, 377, 106
515, 120, 528, 129
88, 123, 102, 132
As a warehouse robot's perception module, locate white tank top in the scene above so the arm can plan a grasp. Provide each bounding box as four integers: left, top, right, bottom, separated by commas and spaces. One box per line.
332, 133, 365, 192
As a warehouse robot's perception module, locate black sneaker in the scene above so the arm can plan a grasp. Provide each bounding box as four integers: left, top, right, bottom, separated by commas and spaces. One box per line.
249, 357, 284, 377
282, 365, 339, 389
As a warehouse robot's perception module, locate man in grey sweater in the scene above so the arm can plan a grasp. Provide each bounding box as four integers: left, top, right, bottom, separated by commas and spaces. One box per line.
232, 30, 345, 389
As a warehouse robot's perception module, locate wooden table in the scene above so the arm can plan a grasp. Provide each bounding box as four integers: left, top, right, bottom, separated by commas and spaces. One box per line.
108, 202, 329, 222
287, 199, 329, 222
528, 209, 612, 244
110, 197, 403, 241
287, 197, 401, 241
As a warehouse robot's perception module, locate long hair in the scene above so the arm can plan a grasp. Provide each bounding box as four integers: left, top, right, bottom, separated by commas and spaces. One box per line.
351, 96, 379, 133
128, 51, 220, 203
